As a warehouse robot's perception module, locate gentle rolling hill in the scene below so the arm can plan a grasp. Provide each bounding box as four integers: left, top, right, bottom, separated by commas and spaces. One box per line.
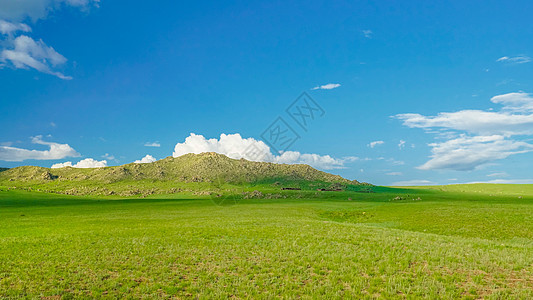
0, 152, 367, 197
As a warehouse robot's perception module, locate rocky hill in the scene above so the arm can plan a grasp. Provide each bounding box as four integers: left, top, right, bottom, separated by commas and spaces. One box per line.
0, 152, 365, 196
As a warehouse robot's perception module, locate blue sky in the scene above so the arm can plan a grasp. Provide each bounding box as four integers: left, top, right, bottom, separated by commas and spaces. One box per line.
2, 0, 533, 185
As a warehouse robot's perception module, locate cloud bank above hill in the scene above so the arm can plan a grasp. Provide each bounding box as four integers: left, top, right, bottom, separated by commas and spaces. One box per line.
173, 133, 357, 170
134, 155, 156, 164
51, 158, 107, 168
396, 92, 533, 171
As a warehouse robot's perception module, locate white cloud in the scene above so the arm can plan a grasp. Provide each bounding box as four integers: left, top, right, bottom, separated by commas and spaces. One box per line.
134, 154, 156, 164
342, 156, 359, 162
172, 133, 356, 170
311, 83, 341, 90
0, 135, 79, 161
0, 0, 99, 22
410, 94, 533, 125
487, 172, 509, 177
391, 179, 434, 186
0, 0, 99, 78
144, 142, 161, 147
368, 140, 384, 148
273, 151, 348, 169
1, 35, 71, 79
51, 158, 107, 168
491, 92, 533, 112
102, 153, 115, 160
496, 55, 531, 64
362, 30, 373, 38
468, 179, 533, 184
387, 158, 405, 166
418, 135, 533, 171
51, 161, 72, 168
396, 92, 533, 171
398, 140, 406, 150
0, 20, 31, 34
377, 157, 404, 165
396, 110, 533, 136
386, 172, 403, 176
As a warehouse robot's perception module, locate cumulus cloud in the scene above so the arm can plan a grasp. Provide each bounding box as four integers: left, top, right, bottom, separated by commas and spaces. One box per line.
273, 151, 347, 170
51, 158, 107, 168
173, 133, 265, 159
0, 0, 99, 78
134, 155, 156, 164
311, 83, 341, 90
368, 141, 384, 148
144, 142, 161, 147
496, 55, 531, 64
0, 135, 79, 161
50, 161, 72, 168
396, 92, 533, 171
173, 133, 356, 170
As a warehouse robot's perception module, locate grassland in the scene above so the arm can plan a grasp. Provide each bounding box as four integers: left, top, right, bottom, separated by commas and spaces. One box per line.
1, 185, 533, 298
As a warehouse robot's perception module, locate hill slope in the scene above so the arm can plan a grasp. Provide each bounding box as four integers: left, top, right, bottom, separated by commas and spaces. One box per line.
0, 152, 364, 196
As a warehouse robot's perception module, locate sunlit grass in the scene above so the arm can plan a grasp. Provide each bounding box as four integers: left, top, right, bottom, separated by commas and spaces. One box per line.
1, 187, 533, 298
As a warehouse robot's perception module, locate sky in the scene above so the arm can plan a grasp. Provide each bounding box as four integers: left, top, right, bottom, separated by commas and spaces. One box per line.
1, 0, 533, 186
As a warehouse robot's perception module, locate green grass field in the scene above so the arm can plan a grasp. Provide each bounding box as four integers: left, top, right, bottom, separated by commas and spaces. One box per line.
1, 185, 533, 299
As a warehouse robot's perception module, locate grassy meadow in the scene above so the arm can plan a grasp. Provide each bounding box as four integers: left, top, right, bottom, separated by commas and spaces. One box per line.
1, 185, 533, 298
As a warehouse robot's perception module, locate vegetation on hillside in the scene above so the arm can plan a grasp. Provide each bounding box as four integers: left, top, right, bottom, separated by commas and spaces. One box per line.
0, 152, 367, 197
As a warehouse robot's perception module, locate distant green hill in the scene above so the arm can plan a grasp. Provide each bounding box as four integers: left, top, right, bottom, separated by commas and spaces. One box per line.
0, 152, 366, 197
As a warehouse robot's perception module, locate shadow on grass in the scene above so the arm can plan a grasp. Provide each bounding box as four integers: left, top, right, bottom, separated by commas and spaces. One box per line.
0, 189, 211, 209
3, 185, 519, 210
